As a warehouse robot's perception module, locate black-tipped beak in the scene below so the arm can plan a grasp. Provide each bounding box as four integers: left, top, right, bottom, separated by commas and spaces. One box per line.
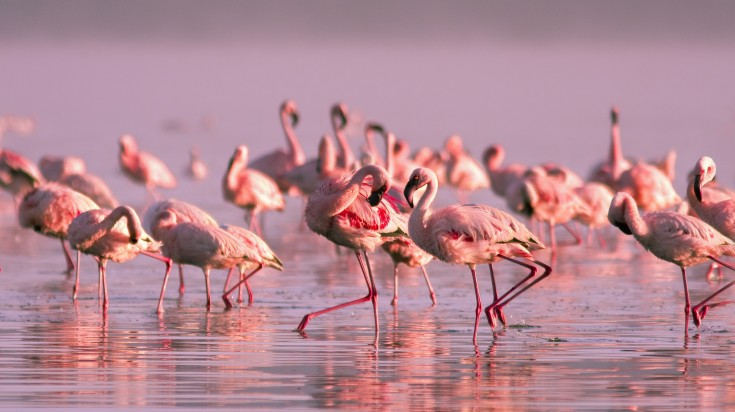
694, 173, 703, 202
290, 111, 299, 127
404, 181, 417, 208
613, 221, 632, 236
368, 185, 387, 207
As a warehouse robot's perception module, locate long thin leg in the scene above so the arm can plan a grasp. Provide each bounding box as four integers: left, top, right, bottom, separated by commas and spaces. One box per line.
204, 269, 212, 309
178, 264, 186, 294
469, 265, 483, 345
73, 250, 81, 300
223, 268, 235, 293
391, 263, 399, 306
485, 256, 552, 326
157, 259, 173, 314
419, 265, 437, 305
487, 264, 506, 326
681, 267, 691, 332
484, 257, 537, 325
61, 239, 74, 273
692, 256, 735, 327
222, 265, 263, 309
358, 250, 379, 333
296, 250, 376, 333
100, 260, 109, 310
562, 222, 582, 245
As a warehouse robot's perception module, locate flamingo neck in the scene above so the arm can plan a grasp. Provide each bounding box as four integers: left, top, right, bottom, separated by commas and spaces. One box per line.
93, 206, 141, 245
408, 176, 438, 245
224, 155, 244, 192
324, 166, 381, 218
609, 122, 625, 181
384, 133, 395, 178
622, 195, 649, 239
281, 112, 305, 165
333, 119, 354, 170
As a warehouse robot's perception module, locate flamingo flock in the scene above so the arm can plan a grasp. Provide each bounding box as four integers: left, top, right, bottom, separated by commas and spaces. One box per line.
4, 102, 735, 344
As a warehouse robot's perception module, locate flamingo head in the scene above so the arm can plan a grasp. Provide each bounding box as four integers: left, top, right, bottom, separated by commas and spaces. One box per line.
404, 167, 433, 208
610, 106, 620, 125
281, 100, 299, 126
119, 134, 138, 154
693, 156, 717, 202
608, 192, 634, 236
330, 103, 348, 131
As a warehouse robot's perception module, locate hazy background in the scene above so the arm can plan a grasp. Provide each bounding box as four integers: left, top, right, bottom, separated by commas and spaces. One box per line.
1, 0, 734, 206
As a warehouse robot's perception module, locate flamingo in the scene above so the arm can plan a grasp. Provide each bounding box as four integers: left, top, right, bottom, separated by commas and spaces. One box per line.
404, 167, 552, 344
573, 182, 614, 247
143, 198, 219, 294
589, 106, 632, 187
118, 134, 177, 201
249, 100, 305, 195
442, 134, 489, 202
0, 149, 44, 204
152, 210, 261, 313
222, 145, 285, 235
482, 144, 526, 198
331, 103, 356, 170
67, 205, 171, 309
297, 164, 407, 334
616, 162, 681, 211
687, 156, 735, 278
17, 182, 99, 273
219, 224, 283, 308
40, 154, 119, 209
505, 167, 590, 251
608, 192, 735, 329
187, 147, 208, 180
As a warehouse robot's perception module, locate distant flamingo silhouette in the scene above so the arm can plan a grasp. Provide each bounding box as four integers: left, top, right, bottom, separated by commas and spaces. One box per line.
297, 164, 406, 334
18, 182, 99, 273
153, 210, 261, 313
249, 100, 305, 195
143, 198, 219, 294
220, 224, 283, 308
187, 147, 208, 180
223, 145, 285, 235
404, 167, 551, 344
608, 192, 735, 329
442, 134, 489, 202
67, 205, 171, 309
482, 144, 526, 199
118, 134, 177, 202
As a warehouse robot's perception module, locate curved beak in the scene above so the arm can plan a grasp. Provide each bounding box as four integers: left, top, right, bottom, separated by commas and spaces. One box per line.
368, 185, 387, 207
404, 180, 417, 208
693, 172, 703, 202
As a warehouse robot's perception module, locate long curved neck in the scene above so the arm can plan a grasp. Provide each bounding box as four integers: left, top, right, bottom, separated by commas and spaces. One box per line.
408, 175, 438, 243
224, 154, 245, 191
95, 206, 142, 244
609, 112, 625, 181
333, 116, 354, 170
281, 111, 305, 165
322, 166, 379, 217
621, 195, 649, 239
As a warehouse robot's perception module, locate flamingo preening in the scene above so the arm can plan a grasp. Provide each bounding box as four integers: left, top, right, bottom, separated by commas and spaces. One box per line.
297, 164, 406, 334
404, 167, 552, 344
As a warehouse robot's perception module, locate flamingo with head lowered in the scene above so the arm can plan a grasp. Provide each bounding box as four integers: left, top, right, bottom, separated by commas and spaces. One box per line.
297, 164, 407, 335
404, 167, 552, 344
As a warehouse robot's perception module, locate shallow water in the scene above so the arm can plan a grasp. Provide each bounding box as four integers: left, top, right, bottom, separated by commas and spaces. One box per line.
2, 5, 735, 408
3, 196, 735, 410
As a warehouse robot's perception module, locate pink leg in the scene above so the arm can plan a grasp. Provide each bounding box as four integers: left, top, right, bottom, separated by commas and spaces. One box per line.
419, 265, 437, 306
681, 267, 691, 332
72, 250, 81, 300
485, 256, 552, 325
223, 268, 235, 293
178, 264, 185, 294
486, 264, 506, 327
222, 266, 263, 309
297, 250, 378, 333
156, 260, 173, 314
692, 256, 735, 327
100, 259, 109, 310
562, 222, 582, 245
61, 239, 75, 273
391, 263, 399, 306
242, 276, 253, 304
469, 265, 483, 345
204, 269, 212, 310
596, 228, 607, 249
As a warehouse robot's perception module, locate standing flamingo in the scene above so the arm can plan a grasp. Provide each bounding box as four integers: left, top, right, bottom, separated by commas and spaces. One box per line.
18, 182, 99, 272
249, 100, 305, 195
153, 210, 261, 313
118, 134, 177, 201
220, 224, 283, 308
143, 198, 219, 294
608, 192, 735, 329
573, 182, 614, 246
67, 205, 171, 309
297, 164, 407, 334
404, 167, 552, 344
222, 145, 285, 235
187, 147, 208, 180
482, 144, 526, 199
